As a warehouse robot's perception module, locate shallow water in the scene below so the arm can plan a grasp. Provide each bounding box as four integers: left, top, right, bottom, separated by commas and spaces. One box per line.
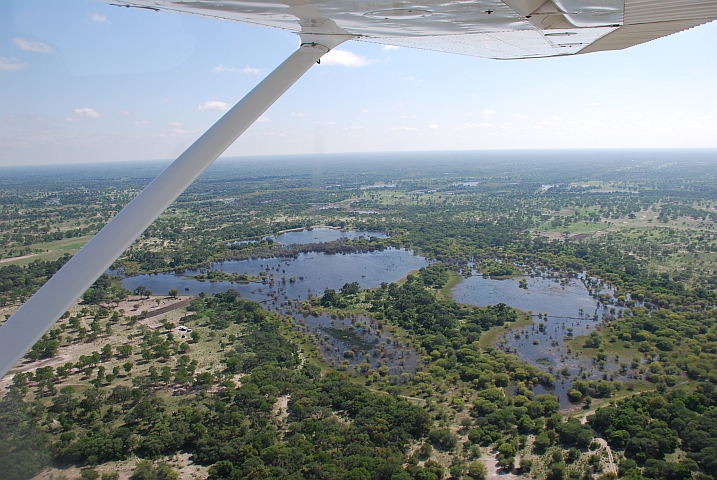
228, 227, 388, 246
119, 245, 426, 379
277, 228, 388, 245
453, 273, 625, 408
120, 248, 427, 302
295, 313, 421, 377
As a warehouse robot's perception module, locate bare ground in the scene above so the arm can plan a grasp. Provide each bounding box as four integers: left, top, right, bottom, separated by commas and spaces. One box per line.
32, 453, 209, 480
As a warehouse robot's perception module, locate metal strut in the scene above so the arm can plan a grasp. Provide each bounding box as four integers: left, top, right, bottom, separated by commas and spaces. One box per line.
0, 42, 333, 379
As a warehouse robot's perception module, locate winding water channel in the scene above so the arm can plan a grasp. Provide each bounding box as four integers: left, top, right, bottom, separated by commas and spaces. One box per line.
453, 273, 625, 407
119, 229, 623, 407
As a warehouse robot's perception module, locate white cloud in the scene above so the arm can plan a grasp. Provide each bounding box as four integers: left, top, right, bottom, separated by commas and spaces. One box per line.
633, 112, 643, 118
383, 45, 400, 50
582, 120, 604, 127
118, 110, 131, 116
321, 49, 372, 67
392, 126, 419, 131
198, 101, 230, 111
362, 109, 368, 113
212, 65, 262, 74
551, 115, 562, 121
478, 123, 492, 127
74, 108, 102, 118
168, 122, 182, 127
13, 37, 53, 53
257, 116, 271, 123
292, 112, 306, 117
515, 114, 528, 119
428, 124, 438, 130
134, 120, 149, 125
0, 56, 28, 71
90, 13, 108, 23
482, 109, 495, 115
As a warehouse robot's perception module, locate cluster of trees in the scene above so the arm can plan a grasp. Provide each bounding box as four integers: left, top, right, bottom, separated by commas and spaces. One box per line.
187, 289, 268, 330
1, 292, 440, 480
589, 383, 717, 479
316, 266, 555, 391
0, 254, 70, 305
589, 305, 717, 383
82, 273, 129, 305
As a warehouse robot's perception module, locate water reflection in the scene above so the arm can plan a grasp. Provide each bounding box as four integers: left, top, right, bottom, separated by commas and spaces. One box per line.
295, 313, 421, 377
228, 227, 388, 246
119, 248, 426, 302
453, 272, 626, 408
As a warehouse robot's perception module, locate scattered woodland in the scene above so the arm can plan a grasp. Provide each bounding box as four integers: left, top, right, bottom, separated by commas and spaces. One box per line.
1, 150, 717, 480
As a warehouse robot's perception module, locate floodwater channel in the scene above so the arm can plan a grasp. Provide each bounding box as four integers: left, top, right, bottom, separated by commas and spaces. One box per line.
453, 272, 626, 408
228, 227, 388, 245
296, 313, 422, 377
118, 229, 426, 374
119, 228, 625, 406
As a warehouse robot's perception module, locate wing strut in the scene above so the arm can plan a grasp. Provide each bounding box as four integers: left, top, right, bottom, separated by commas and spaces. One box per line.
0, 41, 334, 379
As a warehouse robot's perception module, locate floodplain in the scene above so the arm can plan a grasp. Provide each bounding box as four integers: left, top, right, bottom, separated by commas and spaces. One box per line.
2, 150, 717, 480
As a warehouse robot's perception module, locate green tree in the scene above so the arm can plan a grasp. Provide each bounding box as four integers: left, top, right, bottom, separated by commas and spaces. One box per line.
467, 461, 488, 480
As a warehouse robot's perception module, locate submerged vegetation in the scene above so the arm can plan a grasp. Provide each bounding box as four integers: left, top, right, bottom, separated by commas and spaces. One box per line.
2, 151, 717, 479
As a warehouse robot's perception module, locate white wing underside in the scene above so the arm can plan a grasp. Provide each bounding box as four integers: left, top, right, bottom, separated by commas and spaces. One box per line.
107, 0, 717, 59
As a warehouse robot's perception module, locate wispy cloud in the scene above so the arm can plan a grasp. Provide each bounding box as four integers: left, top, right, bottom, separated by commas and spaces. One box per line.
321, 49, 372, 67
383, 45, 400, 51
198, 101, 230, 111
74, 108, 102, 118
118, 110, 131, 116
478, 123, 492, 127
292, 112, 306, 118
428, 124, 438, 130
515, 113, 528, 119
134, 120, 148, 125
0, 56, 28, 71
13, 37, 53, 54
212, 65, 262, 74
90, 13, 108, 23
482, 109, 495, 115
168, 122, 182, 127
257, 116, 271, 123
392, 126, 419, 131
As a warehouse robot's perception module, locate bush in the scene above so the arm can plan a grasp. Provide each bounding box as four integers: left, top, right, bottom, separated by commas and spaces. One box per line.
428, 428, 458, 451
80, 470, 99, 480
467, 461, 488, 480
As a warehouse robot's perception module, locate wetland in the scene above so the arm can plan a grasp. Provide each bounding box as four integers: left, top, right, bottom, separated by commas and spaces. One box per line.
4, 151, 717, 480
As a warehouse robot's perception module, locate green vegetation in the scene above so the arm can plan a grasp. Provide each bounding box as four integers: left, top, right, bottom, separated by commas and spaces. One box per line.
3, 152, 717, 479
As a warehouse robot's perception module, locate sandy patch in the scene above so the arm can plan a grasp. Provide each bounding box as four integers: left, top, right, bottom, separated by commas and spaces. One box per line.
0, 254, 36, 263
32, 453, 208, 480
274, 394, 291, 424
480, 450, 521, 480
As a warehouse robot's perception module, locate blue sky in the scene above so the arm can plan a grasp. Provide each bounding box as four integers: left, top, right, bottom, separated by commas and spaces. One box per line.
1, 0, 716, 166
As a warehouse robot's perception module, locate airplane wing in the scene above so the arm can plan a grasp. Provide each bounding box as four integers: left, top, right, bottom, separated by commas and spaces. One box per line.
107, 0, 717, 59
